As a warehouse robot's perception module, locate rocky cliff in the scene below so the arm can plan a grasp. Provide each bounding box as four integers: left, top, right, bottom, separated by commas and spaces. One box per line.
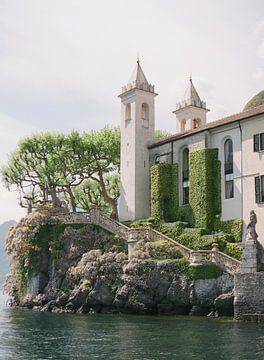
5, 211, 234, 316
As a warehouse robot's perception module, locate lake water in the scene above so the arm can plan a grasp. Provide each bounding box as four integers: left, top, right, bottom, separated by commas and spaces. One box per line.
0, 294, 264, 360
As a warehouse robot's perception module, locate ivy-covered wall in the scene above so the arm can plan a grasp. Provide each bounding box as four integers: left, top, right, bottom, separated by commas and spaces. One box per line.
151, 163, 178, 222
189, 148, 221, 231
177, 205, 195, 227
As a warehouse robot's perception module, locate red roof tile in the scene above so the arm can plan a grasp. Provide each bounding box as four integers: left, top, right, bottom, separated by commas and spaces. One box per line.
149, 104, 264, 149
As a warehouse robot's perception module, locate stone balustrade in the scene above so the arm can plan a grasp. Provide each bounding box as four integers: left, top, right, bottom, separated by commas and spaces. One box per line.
189, 250, 211, 265
211, 245, 241, 274
57, 212, 91, 224
55, 209, 241, 274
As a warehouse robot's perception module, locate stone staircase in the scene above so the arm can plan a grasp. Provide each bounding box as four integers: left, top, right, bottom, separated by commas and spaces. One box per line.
58, 208, 241, 275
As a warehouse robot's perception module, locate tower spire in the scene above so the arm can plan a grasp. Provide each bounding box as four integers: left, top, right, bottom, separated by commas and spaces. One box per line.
121, 60, 156, 94
173, 77, 209, 133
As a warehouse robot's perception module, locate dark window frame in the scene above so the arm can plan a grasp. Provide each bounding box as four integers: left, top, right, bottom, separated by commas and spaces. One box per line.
254, 133, 264, 152
182, 148, 189, 205
255, 175, 264, 204
224, 139, 234, 199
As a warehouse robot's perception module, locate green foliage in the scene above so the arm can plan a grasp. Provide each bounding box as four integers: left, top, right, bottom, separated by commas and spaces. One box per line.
1, 127, 120, 216
189, 148, 221, 231
154, 223, 242, 259
243, 90, 264, 111
222, 242, 243, 260
144, 240, 182, 260
155, 129, 172, 140
177, 205, 195, 227
187, 264, 224, 280
74, 173, 120, 216
214, 218, 243, 243
151, 163, 178, 221
154, 221, 188, 238
129, 217, 158, 228
177, 259, 223, 279
178, 232, 214, 250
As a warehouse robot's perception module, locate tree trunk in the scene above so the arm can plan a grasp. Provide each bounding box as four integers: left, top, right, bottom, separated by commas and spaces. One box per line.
67, 185, 77, 212
96, 170, 119, 221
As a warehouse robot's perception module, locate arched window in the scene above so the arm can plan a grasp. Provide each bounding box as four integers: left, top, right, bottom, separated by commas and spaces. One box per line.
155, 155, 160, 164
182, 148, 189, 204
125, 103, 131, 121
181, 119, 186, 132
141, 103, 149, 119
192, 118, 201, 129
142, 103, 149, 128
224, 139, 234, 199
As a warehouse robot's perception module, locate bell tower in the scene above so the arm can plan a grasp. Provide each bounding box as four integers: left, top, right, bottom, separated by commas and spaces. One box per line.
118, 60, 157, 221
173, 77, 209, 133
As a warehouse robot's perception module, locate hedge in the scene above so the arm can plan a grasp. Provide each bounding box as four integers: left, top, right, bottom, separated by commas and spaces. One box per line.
189, 148, 221, 231
177, 205, 195, 226
151, 163, 178, 221
214, 218, 243, 243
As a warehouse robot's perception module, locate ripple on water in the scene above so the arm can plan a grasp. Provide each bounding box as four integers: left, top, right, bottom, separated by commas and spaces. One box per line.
0, 300, 264, 360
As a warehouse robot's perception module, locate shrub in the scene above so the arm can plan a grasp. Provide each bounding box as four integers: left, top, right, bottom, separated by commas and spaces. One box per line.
187, 264, 224, 280
129, 217, 158, 228
151, 163, 178, 221
177, 259, 224, 279
145, 240, 182, 260
135, 240, 182, 260
177, 205, 195, 227
178, 232, 215, 250
154, 221, 188, 238
189, 148, 221, 231
223, 242, 243, 260
214, 218, 243, 243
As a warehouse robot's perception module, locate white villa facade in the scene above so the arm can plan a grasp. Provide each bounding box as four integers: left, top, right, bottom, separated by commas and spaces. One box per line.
118, 61, 264, 241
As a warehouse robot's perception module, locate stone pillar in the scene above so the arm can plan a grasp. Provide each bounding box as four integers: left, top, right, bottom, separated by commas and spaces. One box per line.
240, 240, 258, 273
211, 243, 219, 264
127, 229, 140, 260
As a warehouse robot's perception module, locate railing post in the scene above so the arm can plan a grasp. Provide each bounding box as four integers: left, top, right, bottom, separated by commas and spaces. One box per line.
90, 207, 100, 224
127, 229, 139, 260
211, 243, 219, 264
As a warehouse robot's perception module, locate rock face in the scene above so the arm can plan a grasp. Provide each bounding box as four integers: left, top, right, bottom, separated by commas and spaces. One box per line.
5, 212, 234, 316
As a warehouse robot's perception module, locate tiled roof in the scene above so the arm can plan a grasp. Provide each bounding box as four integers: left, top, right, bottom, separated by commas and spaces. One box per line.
149, 104, 264, 149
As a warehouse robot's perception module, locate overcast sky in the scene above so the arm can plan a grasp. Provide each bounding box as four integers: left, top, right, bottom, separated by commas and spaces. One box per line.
0, 0, 264, 223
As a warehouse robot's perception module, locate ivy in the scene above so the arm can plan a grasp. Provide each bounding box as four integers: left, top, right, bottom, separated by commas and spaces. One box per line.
177, 259, 224, 279
177, 205, 195, 226
151, 163, 178, 222
189, 148, 221, 231
214, 218, 243, 243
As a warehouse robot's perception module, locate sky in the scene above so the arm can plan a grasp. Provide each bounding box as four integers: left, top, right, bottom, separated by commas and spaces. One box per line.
0, 0, 264, 223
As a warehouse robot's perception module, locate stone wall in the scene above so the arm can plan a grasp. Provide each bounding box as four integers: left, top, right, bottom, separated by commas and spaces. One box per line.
234, 272, 264, 321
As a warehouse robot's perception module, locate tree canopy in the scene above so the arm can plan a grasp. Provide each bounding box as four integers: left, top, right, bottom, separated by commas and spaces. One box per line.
1, 127, 120, 217
1, 126, 170, 218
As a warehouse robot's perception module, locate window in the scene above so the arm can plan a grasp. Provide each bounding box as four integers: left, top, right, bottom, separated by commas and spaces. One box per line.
155, 155, 160, 164
125, 103, 131, 128
254, 133, 264, 152
192, 119, 201, 129
224, 139, 234, 199
125, 103, 131, 120
180, 119, 186, 132
182, 148, 189, 204
142, 103, 149, 128
255, 175, 264, 203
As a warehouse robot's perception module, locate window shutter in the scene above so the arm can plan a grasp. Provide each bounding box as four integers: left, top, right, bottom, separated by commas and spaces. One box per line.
254, 134, 260, 152
260, 133, 264, 151
255, 176, 261, 203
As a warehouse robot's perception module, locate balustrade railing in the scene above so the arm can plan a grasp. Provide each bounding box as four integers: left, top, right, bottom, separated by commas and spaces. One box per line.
55, 209, 241, 274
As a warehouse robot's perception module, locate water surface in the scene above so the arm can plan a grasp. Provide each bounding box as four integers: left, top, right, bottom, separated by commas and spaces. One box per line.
0, 294, 264, 360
